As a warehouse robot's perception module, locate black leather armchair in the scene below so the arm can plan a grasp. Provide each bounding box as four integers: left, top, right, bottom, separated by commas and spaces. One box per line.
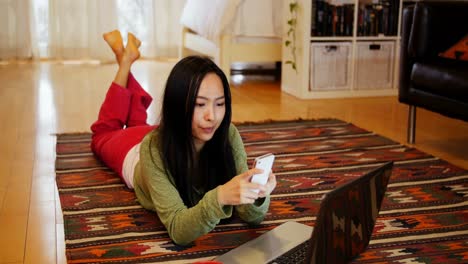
399, 1, 468, 143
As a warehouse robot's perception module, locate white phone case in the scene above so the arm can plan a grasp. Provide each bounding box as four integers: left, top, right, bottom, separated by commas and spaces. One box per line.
251, 153, 275, 193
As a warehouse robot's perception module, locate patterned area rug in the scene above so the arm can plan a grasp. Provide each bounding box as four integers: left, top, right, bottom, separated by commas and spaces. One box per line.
55, 119, 468, 263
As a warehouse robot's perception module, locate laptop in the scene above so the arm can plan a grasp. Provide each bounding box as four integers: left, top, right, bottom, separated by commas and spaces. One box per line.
214, 162, 393, 264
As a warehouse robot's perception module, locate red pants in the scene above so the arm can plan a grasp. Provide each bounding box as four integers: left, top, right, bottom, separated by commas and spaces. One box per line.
91, 73, 156, 178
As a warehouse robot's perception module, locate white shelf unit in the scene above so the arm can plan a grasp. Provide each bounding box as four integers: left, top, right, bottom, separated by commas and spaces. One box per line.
281, 0, 406, 99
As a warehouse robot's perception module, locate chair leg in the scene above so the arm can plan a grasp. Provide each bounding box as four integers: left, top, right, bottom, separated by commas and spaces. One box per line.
407, 105, 416, 144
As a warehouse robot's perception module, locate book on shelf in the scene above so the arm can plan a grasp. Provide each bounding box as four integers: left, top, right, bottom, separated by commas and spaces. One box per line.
357, 0, 400, 36
312, 0, 400, 37
312, 0, 354, 37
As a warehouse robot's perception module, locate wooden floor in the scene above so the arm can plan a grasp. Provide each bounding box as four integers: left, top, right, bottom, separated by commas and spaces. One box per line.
0, 60, 467, 263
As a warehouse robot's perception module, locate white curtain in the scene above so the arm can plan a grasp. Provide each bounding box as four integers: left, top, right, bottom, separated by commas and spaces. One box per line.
0, 0, 185, 61
0, 0, 33, 59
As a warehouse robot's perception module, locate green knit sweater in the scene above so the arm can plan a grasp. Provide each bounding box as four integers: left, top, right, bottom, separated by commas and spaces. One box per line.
133, 123, 270, 245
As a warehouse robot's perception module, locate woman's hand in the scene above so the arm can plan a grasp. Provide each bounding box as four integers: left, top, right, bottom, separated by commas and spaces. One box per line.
258, 171, 277, 198
217, 168, 267, 206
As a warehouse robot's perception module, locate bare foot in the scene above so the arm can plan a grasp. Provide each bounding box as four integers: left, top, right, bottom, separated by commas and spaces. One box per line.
120, 33, 141, 65
133, 34, 141, 48
128, 32, 142, 49
103, 30, 124, 63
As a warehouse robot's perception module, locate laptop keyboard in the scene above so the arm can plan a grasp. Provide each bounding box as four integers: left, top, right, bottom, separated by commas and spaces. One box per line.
268, 240, 311, 264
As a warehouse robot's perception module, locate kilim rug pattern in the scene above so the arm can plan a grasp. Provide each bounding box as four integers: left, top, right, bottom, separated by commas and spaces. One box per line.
55, 119, 468, 263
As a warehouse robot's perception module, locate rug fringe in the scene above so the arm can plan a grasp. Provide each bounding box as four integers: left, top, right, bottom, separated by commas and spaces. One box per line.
233, 118, 343, 126
55, 119, 346, 135
54, 131, 91, 136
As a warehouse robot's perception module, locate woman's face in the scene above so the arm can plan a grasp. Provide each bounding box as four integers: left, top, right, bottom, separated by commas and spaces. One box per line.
192, 73, 226, 152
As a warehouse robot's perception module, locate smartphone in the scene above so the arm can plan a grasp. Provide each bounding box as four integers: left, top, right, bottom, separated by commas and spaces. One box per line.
251, 153, 275, 193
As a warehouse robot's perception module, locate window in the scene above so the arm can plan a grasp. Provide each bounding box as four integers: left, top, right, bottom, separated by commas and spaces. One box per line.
116, 0, 153, 45
32, 0, 49, 57
30, 0, 153, 58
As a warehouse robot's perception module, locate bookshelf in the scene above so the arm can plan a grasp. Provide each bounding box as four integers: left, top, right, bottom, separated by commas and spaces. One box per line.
281, 0, 409, 99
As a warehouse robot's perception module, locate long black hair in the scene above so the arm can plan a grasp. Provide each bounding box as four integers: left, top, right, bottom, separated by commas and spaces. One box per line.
157, 56, 237, 207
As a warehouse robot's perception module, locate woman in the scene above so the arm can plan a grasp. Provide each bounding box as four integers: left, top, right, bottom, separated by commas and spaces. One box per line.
91, 30, 277, 245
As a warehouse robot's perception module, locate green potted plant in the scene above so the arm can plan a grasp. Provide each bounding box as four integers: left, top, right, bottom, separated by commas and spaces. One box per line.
285, 1, 298, 72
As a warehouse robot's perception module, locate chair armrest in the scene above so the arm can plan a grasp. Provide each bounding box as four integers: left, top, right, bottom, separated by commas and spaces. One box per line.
398, 5, 415, 103
409, 1, 468, 60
